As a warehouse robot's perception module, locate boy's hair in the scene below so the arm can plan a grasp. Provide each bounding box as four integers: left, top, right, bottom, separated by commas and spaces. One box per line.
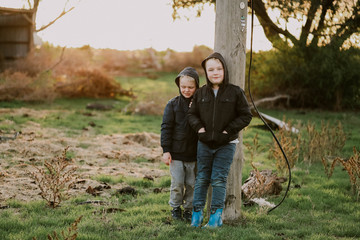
175, 67, 200, 88
204, 58, 223, 69
179, 75, 197, 84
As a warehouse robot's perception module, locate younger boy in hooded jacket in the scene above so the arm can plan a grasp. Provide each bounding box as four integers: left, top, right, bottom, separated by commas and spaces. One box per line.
188, 52, 252, 228
161, 67, 199, 221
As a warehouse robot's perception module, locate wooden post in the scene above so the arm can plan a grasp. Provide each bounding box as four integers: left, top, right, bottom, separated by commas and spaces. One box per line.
214, 0, 248, 221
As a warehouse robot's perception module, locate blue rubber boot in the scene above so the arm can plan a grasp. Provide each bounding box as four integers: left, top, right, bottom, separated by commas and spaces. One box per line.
203, 209, 223, 228
190, 209, 203, 227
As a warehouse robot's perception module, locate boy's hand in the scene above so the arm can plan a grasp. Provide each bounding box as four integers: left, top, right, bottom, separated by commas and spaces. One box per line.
162, 152, 172, 166
198, 128, 205, 133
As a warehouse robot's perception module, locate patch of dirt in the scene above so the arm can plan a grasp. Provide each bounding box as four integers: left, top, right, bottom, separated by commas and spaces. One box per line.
0, 108, 165, 204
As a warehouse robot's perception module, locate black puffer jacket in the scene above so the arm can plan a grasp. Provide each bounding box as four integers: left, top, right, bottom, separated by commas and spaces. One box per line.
160, 67, 199, 162
188, 52, 252, 149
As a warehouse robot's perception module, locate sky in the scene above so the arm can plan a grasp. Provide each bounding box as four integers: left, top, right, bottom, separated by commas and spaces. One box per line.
2, 0, 273, 52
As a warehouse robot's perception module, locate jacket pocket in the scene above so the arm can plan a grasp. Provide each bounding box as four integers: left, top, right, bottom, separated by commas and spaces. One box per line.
172, 140, 186, 153
172, 133, 186, 153
215, 132, 230, 145
220, 97, 236, 112
198, 131, 211, 143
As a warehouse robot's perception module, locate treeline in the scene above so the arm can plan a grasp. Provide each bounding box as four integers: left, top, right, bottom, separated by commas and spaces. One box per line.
0, 43, 359, 110
248, 46, 360, 110
0, 44, 212, 101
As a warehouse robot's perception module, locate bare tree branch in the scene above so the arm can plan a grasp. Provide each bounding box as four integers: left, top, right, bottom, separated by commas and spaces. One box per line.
27, 0, 32, 9
33, 0, 40, 11
43, 47, 66, 73
36, 7, 75, 32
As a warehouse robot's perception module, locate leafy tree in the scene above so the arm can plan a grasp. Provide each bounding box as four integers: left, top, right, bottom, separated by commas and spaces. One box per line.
171, 0, 360, 109
172, 0, 359, 50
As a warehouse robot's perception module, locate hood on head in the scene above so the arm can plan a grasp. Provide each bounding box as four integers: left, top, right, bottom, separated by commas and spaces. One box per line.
175, 67, 200, 89
201, 52, 229, 87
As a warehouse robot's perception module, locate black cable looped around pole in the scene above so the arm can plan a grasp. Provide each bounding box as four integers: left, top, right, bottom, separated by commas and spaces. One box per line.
247, 0, 291, 213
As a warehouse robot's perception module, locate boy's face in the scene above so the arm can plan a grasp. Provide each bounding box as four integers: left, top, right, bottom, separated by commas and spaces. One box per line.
205, 58, 224, 87
179, 76, 197, 98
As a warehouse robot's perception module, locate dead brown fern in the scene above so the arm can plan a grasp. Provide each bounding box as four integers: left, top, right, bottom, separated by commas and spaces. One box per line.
29, 147, 78, 208
322, 147, 360, 200
251, 162, 274, 198
328, 121, 347, 155
244, 133, 264, 162
32, 216, 82, 240
303, 120, 346, 163
270, 118, 301, 174
244, 134, 273, 198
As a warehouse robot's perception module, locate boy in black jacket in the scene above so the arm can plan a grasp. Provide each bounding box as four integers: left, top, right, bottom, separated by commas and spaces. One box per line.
188, 52, 252, 228
161, 67, 199, 221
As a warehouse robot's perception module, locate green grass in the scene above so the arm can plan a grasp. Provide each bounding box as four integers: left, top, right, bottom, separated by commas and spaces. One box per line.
1, 74, 360, 239
0, 99, 162, 135
1, 167, 359, 240
259, 108, 360, 158
0, 74, 182, 136
92, 174, 125, 185
117, 73, 179, 101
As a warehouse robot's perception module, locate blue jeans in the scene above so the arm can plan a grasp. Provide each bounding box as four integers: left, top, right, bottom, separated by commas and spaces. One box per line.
193, 141, 236, 211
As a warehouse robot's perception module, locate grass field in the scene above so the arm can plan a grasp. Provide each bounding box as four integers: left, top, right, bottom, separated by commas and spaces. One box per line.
0, 73, 359, 239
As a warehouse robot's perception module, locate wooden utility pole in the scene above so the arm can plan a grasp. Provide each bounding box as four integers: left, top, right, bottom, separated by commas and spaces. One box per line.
215, 0, 248, 221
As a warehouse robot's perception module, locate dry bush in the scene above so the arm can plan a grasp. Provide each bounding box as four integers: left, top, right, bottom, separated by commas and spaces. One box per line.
53, 46, 94, 76
244, 133, 264, 162
29, 147, 78, 208
322, 147, 360, 200
0, 70, 57, 101
0, 70, 33, 100
33, 216, 82, 240
303, 120, 346, 163
1, 44, 213, 102
8, 44, 59, 76
162, 45, 212, 72
97, 49, 132, 74
98, 45, 212, 75
270, 118, 301, 174
55, 68, 134, 99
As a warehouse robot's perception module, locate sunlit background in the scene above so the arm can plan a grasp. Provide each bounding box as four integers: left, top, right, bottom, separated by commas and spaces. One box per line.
2, 0, 272, 52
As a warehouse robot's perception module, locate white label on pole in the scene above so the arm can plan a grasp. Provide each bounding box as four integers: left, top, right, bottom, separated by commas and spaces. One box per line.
240, 2, 245, 9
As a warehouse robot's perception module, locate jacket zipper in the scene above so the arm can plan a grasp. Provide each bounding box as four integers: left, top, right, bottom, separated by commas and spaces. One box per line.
211, 89, 216, 140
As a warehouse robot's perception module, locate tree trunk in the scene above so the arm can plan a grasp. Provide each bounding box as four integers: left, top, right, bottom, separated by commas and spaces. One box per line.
213, 0, 247, 221
29, 0, 40, 52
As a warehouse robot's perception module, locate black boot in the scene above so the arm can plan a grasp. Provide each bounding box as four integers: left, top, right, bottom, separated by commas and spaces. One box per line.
183, 209, 192, 222
171, 207, 182, 220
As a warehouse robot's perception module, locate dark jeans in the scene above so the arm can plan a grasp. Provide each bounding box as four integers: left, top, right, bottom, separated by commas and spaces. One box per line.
193, 141, 236, 210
